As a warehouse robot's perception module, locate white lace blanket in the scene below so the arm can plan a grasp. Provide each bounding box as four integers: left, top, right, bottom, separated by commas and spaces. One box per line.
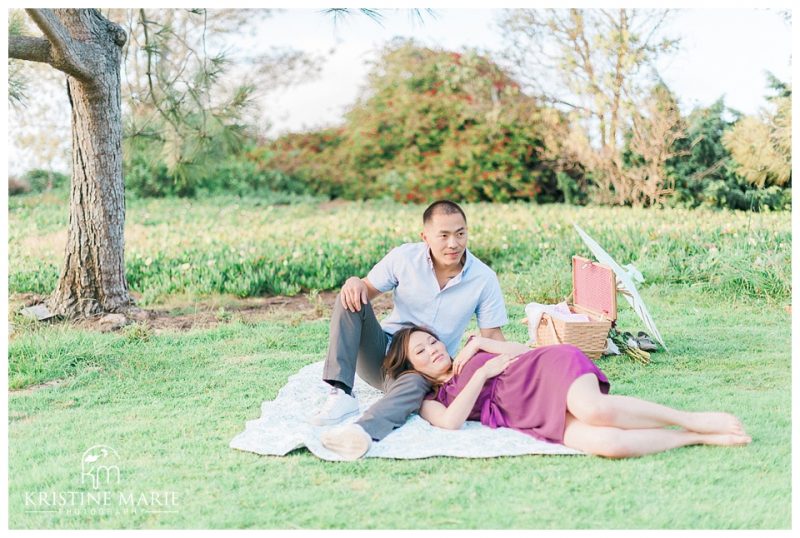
229, 361, 583, 461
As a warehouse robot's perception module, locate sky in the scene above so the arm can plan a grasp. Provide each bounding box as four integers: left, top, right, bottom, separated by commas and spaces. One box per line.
4, 6, 793, 174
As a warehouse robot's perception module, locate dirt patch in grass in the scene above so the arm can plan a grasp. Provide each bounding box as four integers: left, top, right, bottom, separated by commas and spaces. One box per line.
8, 291, 395, 335
9, 378, 65, 397
139, 291, 395, 333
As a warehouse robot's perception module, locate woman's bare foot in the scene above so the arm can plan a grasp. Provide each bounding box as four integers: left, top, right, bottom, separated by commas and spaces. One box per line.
684, 412, 745, 435
697, 432, 752, 447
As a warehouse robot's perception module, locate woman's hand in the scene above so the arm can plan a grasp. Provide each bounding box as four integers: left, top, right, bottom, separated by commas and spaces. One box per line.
452, 334, 482, 375
478, 353, 519, 379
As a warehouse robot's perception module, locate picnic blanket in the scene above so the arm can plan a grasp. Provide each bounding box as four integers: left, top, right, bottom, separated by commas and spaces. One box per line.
229, 361, 583, 461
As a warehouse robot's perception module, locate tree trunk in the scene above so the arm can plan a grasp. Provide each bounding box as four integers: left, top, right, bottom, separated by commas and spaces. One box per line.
49, 11, 131, 317
22, 10, 133, 317
48, 71, 130, 316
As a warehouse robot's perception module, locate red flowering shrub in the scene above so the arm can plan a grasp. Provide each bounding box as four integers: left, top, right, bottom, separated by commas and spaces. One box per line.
255, 39, 569, 203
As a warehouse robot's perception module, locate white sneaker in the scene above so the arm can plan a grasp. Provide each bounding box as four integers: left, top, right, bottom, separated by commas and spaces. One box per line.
308, 387, 359, 426
321, 423, 372, 460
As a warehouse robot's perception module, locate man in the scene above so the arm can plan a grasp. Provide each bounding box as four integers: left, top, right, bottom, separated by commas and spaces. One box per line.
311, 200, 508, 459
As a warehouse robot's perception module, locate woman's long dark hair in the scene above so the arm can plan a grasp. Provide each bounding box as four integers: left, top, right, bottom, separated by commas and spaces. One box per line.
382, 325, 448, 390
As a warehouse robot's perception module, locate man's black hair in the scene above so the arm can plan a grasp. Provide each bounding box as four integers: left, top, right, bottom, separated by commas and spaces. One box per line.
422, 200, 467, 225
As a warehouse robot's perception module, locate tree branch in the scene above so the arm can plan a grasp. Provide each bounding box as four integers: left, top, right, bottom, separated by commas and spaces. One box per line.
544, 96, 594, 114
8, 35, 51, 64
25, 8, 93, 81
139, 9, 182, 133
26, 9, 72, 52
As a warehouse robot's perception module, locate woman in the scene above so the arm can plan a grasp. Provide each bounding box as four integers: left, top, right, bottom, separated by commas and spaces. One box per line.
384, 326, 751, 458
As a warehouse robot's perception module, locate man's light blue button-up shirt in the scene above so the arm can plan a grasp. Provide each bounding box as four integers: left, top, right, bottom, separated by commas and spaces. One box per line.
367, 242, 508, 357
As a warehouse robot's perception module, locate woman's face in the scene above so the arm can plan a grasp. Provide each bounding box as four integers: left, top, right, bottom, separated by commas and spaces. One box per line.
406, 331, 452, 379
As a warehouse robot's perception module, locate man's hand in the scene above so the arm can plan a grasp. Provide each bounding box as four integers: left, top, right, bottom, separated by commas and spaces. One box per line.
341, 277, 369, 312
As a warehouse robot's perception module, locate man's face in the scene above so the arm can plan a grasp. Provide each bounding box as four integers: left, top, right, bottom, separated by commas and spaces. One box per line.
421, 211, 468, 270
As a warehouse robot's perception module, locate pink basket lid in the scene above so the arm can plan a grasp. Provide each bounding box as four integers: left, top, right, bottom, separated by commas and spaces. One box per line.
572, 256, 617, 320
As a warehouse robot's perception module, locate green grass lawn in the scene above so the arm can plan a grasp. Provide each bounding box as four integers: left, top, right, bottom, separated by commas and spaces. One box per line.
7, 194, 791, 528
8, 283, 791, 529
8, 192, 790, 305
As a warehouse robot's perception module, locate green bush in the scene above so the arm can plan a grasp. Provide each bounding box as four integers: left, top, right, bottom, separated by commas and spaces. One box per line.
666, 98, 791, 211
259, 39, 565, 203
124, 146, 176, 197
22, 169, 69, 193
703, 181, 791, 211
123, 136, 318, 198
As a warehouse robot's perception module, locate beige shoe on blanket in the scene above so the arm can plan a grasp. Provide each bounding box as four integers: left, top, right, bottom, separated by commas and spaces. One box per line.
320, 424, 372, 460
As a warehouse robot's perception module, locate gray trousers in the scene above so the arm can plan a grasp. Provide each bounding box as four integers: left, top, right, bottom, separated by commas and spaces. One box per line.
323, 295, 432, 441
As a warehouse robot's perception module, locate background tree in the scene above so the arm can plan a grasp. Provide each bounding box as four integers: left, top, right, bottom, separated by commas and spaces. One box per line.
112, 8, 321, 197
619, 83, 687, 205
9, 8, 322, 198
498, 8, 683, 206
8, 8, 323, 319
665, 98, 742, 207
9, 8, 133, 318
261, 39, 566, 203
723, 74, 792, 189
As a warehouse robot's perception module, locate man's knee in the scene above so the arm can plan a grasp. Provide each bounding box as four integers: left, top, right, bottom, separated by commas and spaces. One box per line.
332, 293, 348, 315
332, 293, 373, 320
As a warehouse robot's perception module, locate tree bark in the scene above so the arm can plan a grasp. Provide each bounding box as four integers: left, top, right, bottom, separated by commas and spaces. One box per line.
10, 9, 132, 318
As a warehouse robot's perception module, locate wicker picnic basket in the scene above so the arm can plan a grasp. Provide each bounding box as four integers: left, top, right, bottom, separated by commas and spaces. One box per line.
533, 256, 617, 359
